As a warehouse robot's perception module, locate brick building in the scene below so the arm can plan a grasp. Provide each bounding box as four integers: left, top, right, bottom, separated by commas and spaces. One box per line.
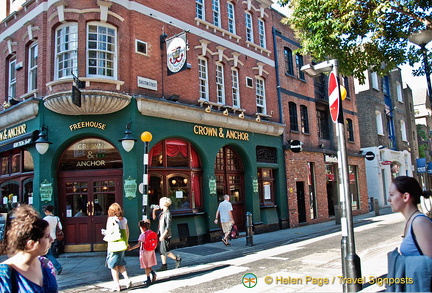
0, 0, 288, 252
355, 68, 418, 207
272, 10, 369, 227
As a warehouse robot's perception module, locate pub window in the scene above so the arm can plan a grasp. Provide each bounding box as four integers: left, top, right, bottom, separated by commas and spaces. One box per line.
258, 168, 274, 206
55, 23, 78, 79
284, 47, 294, 76
317, 109, 330, 139
245, 12, 253, 43
300, 105, 309, 134
289, 102, 298, 131
295, 54, 305, 80
8, 58, 16, 98
148, 139, 202, 212
346, 118, 354, 142
87, 22, 117, 78
1, 150, 34, 176
28, 42, 38, 92
196, 0, 204, 20
227, 2, 236, 34
212, 0, 220, 27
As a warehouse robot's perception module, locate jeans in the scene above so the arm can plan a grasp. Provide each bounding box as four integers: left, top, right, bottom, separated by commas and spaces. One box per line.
46, 240, 62, 273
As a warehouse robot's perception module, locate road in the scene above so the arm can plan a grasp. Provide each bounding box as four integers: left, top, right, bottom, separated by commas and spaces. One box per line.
60, 211, 404, 292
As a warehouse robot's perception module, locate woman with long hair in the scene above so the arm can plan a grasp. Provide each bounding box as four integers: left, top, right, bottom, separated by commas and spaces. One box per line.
0, 204, 58, 292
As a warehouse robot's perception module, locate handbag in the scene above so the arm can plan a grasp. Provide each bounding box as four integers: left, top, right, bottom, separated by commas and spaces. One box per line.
103, 218, 122, 242
56, 217, 64, 241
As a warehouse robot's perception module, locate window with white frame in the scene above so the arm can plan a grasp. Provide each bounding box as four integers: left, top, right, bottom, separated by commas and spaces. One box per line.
55, 23, 78, 79
216, 63, 225, 104
245, 12, 253, 43
231, 68, 240, 107
400, 120, 407, 141
8, 58, 16, 98
376, 111, 384, 135
258, 19, 266, 48
198, 57, 209, 100
256, 78, 266, 114
28, 42, 38, 92
371, 72, 379, 90
227, 2, 236, 34
87, 23, 117, 78
212, 0, 220, 27
396, 81, 403, 102
196, 0, 204, 20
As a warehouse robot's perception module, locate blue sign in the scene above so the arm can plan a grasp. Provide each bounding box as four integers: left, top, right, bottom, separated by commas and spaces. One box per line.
428, 162, 432, 175
417, 158, 427, 174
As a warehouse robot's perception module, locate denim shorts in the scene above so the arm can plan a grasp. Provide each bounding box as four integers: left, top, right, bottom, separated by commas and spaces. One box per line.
106, 250, 127, 269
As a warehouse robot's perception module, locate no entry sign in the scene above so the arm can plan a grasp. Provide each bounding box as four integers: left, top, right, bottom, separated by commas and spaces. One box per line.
328, 72, 340, 123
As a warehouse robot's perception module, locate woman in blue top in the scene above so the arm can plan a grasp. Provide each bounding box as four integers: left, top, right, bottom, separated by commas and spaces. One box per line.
0, 204, 58, 292
388, 176, 432, 257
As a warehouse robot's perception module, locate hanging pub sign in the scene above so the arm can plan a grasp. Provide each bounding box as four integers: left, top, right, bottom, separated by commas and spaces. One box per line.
124, 176, 137, 199
166, 32, 187, 75
40, 179, 53, 202
428, 162, 432, 175
416, 158, 427, 174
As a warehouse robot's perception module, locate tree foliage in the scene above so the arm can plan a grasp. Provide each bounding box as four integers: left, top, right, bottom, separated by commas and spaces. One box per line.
278, 0, 432, 82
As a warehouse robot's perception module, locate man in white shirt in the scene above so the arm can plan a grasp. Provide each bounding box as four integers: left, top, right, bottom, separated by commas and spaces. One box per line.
43, 205, 63, 274
214, 195, 235, 245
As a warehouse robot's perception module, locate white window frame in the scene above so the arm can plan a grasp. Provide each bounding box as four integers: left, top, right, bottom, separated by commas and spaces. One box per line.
8, 58, 17, 98
400, 120, 407, 141
256, 78, 266, 114
87, 22, 117, 78
376, 110, 384, 135
212, 0, 220, 27
258, 19, 266, 48
198, 57, 209, 100
245, 12, 253, 43
371, 72, 379, 90
196, 0, 204, 20
55, 23, 78, 79
231, 68, 240, 108
28, 42, 38, 92
227, 2, 236, 34
216, 63, 225, 104
396, 81, 403, 103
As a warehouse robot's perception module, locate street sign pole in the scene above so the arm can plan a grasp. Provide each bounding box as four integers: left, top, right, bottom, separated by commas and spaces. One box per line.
329, 61, 362, 292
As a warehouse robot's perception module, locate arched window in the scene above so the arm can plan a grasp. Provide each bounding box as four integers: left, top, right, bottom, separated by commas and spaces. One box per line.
148, 139, 202, 211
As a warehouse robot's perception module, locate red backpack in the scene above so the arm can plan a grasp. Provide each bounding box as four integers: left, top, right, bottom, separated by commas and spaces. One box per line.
143, 230, 158, 251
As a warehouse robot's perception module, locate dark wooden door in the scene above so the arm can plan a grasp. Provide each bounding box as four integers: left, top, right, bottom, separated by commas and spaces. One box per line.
58, 170, 122, 251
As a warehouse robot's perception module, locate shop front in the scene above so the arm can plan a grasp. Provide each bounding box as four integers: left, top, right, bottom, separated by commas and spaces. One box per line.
1, 99, 287, 252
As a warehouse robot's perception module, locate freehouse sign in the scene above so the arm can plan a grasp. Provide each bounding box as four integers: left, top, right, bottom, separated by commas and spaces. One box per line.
193, 125, 249, 141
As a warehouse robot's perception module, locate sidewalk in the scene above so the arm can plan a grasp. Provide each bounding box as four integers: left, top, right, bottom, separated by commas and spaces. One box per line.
0, 207, 396, 292
55, 207, 394, 292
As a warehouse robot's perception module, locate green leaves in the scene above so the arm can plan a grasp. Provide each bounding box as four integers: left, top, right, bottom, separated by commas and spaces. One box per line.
278, 0, 431, 82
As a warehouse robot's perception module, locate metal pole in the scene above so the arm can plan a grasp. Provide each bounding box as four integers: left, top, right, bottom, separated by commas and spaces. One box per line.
245, 212, 253, 246
142, 141, 149, 220
333, 62, 362, 292
422, 44, 432, 107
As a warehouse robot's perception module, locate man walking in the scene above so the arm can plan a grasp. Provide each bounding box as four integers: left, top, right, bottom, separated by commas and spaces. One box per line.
214, 195, 234, 245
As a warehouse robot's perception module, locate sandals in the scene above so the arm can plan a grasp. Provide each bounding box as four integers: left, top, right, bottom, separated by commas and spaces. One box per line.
222, 238, 228, 246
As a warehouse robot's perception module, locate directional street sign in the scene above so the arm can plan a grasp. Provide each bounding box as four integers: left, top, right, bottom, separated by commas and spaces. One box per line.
328, 71, 340, 123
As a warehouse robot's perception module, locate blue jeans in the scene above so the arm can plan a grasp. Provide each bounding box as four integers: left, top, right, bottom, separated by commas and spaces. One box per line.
46, 240, 62, 273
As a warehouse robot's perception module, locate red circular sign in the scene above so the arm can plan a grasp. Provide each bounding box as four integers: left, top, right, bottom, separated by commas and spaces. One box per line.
328, 72, 340, 123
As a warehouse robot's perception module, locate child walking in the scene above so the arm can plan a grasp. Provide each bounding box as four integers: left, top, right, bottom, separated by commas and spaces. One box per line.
128, 220, 157, 286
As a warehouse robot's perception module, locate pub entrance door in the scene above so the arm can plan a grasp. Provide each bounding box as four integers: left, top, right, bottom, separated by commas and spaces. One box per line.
58, 170, 122, 252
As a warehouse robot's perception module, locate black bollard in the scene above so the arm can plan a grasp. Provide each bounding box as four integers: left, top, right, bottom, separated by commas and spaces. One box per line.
245, 212, 253, 246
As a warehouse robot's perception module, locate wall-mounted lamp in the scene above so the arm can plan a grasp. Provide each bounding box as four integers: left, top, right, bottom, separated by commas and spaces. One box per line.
223, 109, 229, 116
256, 115, 261, 122
205, 105, 211, 113
239, 112, 245, 119
35, 126, 52, 155
119, 122, 137, 152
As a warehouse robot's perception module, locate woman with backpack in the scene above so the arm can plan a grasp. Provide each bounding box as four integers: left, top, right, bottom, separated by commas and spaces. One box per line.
105, 203, 131, 292
128, 219, 157, 286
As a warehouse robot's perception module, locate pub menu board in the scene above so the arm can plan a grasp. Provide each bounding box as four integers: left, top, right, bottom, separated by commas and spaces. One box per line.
0, 213, 7, 241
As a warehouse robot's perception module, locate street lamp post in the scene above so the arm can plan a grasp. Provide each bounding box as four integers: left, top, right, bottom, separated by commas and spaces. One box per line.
409, 29, 432, 106
141, 131, 153, 220
301, 60, 362, 292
